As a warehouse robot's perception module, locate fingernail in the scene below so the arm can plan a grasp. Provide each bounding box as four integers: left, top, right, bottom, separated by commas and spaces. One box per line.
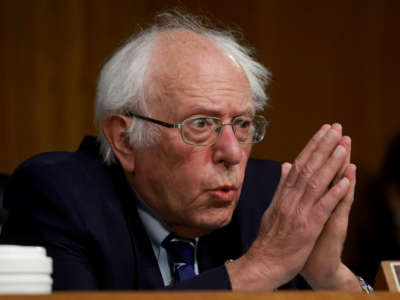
321, 124, 331, 131
333, 145, 345, 157
332, 123, 342, 131
339, 177, 349, 188
315, 125, 331, 141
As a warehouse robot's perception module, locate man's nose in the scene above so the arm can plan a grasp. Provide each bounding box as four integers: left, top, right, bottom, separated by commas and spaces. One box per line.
211, 125, 243, 167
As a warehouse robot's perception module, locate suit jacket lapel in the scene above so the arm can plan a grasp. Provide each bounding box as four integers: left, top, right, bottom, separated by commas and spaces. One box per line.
109, 164, 165, 290
129, 208, 165, 289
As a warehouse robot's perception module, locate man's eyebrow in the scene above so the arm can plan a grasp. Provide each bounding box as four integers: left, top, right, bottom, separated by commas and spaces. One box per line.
182, 104, 254, 118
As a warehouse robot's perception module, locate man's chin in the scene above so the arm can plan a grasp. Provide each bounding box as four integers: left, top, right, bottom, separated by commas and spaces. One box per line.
194, 212, 234, 235
173, 214, 233, 238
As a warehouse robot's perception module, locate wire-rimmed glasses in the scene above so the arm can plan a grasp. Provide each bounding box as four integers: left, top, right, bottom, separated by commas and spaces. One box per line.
125, 112, 269, 146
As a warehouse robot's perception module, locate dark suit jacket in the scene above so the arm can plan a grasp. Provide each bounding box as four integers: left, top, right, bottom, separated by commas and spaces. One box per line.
0, 136, 305, 290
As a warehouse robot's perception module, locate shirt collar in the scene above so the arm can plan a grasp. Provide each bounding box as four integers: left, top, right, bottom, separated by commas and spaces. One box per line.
133, 188, 171, 259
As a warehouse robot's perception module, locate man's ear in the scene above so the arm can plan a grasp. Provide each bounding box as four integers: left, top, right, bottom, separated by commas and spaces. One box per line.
102, 115, 135, 172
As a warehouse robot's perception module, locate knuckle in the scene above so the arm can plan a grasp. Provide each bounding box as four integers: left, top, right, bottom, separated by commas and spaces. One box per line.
278, 201, 291, 217
295, 204, 306, 219
293, 210, 312, 235
330, 129, 341, 142
327, 180, 349, 202
309, 134, 320, 147
292, 160, 302, 176
315, 198, 332, 215
321, 128, 340, 145
284, 178, 296, 189
306, 177, 321, 196
331, 183, 344, 197
313, 198, 337, 223
299, 163, 314, 179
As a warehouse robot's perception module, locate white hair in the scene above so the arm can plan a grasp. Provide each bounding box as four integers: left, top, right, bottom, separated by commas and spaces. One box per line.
95, 11, 271, 165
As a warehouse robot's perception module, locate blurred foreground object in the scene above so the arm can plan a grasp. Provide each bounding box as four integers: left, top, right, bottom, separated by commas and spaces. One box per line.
0, 245, 52, 294
375, 261, 400, 292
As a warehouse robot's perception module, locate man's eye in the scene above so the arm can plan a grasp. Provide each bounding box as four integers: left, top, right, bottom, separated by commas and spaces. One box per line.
192, 118, 211, 128
236, 119, 251, 129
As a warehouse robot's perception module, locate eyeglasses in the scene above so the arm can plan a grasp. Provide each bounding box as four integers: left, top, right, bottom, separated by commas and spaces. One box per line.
125, 112, 269, 146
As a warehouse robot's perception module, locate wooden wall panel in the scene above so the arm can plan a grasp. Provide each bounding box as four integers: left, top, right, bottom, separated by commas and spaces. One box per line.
1, 0, 399, 179
0, 0, 399, 283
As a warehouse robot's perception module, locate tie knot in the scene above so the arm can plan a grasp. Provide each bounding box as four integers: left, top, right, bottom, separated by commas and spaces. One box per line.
162, 234, 197, 283
163, 235, 196, 265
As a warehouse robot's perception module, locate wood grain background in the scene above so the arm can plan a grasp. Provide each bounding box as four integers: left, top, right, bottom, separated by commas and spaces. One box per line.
1, 0, 400, 280
1, 0, 399, 177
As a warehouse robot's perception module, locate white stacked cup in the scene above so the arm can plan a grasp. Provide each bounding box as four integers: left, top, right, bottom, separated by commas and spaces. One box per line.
0, 245, 52, 294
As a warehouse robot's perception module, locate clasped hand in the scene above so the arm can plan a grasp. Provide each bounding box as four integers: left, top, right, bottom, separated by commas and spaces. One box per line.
228, 123, 360, 291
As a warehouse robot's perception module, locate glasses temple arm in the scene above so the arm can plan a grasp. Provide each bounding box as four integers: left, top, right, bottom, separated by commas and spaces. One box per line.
125, 112, 177, 128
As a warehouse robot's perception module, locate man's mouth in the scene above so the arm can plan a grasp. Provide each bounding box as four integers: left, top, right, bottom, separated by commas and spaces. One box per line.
209, 185, 238, 202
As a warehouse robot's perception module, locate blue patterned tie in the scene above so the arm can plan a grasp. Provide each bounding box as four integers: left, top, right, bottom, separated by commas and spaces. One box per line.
163, 234, 196, 283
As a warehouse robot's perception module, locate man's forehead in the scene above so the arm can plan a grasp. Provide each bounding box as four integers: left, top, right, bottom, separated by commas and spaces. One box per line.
149, 30, 246, 83
146, 30, 252, 116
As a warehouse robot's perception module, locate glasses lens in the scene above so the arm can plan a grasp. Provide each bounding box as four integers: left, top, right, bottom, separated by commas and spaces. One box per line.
182, 117, 220, 145
232, 115, 253, 143
233, 115, 267, 144
252, 115, 267, 143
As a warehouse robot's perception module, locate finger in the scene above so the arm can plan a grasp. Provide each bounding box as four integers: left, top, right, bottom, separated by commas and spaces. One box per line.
332, 163, 356, 217
312, 175, 351, 224
320, 164, 356, 242
301, 142, 348, 206
343, 163, 356, 185
284, 124, 331, 187
298, 124, 335, 161
288, 124, 344, 194
332, 136, 352, 186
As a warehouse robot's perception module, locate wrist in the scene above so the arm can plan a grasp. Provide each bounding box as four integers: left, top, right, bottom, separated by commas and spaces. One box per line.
225, 253, 288, 291
305, 263, 362, 291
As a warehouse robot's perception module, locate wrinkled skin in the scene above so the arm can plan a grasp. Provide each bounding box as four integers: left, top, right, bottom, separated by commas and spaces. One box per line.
227, 124, 360, 290
103, 30, 361, 291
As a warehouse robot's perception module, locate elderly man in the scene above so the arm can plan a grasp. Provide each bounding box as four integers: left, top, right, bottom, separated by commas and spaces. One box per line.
0, 12, 369, 291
